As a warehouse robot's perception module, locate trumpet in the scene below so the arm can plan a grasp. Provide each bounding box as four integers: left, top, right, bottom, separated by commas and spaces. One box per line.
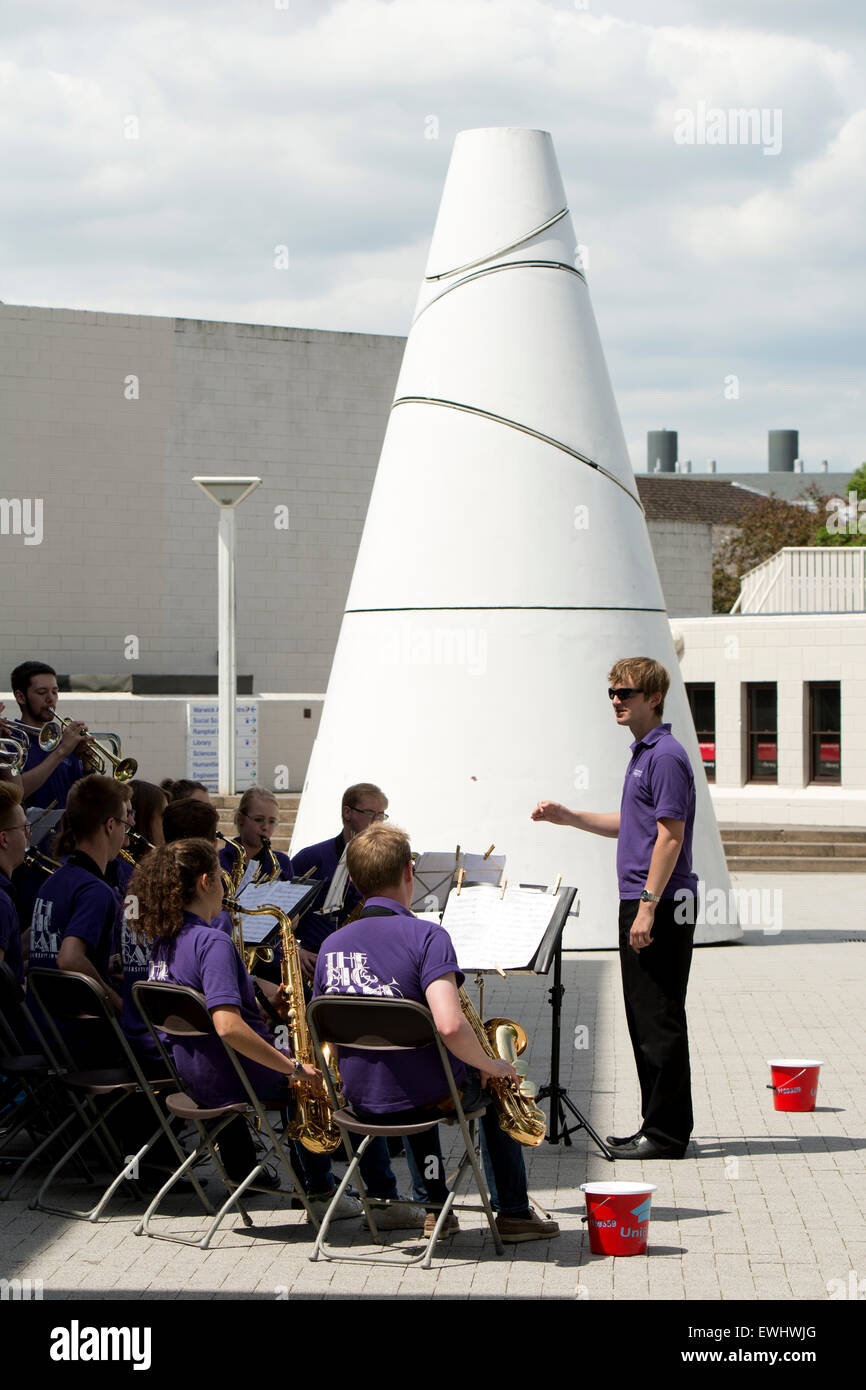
37, 715, 137, 782
0, 732, 28, 775
24, 843, 63, 877
119, 829, 156, 867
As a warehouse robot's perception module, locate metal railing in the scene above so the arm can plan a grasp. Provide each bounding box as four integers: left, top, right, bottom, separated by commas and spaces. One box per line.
731, 546, 866, 614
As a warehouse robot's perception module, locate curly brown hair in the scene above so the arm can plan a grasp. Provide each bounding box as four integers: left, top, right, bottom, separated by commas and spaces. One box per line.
129, 838, 219, 943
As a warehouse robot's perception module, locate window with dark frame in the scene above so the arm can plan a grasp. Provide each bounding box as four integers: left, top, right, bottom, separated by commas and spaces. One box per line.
686, 683, 716, 782
747, 683, 778, 783
809, 682, 841, 784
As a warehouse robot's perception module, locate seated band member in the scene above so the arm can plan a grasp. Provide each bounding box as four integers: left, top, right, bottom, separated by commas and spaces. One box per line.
163, 797, 232, 937
292, 783, 388, 980
129, 781, 167, 853
160, 778, 211, 805
0, 783, 28, 987
10, 662, 89, 810
218, 787, 292, 890
313, 823, 560, 1244
131, 839, 362, 1215
28, 777, 128, 1060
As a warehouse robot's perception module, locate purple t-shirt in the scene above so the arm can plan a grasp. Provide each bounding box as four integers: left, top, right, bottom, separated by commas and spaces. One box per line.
0, 871, 24, 986
19, 733, 85, 811
148, 911, 290, 1107
313, 898, 466, 1113
28, 851, 120, 982
617, 723, 698, 900
120, 916, 157, 1060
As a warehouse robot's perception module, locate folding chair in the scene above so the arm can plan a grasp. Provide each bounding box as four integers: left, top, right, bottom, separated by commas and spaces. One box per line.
26, 968, 209, 1222
0, 961, 93, 1199
306, 995, 504, 1268
132, 981, 319, 1249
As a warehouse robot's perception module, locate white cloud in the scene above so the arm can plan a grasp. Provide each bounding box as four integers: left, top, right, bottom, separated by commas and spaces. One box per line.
0, 0, 863, 472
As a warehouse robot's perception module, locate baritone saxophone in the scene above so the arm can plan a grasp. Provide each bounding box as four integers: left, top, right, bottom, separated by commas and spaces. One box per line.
458, 986, 546, 1147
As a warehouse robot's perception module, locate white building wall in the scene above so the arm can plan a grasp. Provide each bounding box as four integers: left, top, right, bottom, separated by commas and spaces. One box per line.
677, 613, 866, 826
0, 305, 404, 692
0, 691, 323, 794
647, 520, 713, 615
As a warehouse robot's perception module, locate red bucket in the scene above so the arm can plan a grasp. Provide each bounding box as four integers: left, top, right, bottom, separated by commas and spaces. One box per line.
580, 1182, 656, 1256
767, 1059, 822, 1112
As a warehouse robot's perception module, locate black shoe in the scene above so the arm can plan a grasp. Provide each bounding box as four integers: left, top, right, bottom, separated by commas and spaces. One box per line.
606, 1130, 642, 1148
612, 1134, 688, 1160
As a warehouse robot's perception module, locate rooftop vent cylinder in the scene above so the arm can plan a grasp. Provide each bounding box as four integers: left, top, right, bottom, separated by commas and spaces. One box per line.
647, 430, 677, 474
768, 429, 798, 472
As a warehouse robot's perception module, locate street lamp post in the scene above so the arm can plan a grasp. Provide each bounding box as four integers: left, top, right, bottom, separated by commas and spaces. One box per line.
193, 476, 262, 795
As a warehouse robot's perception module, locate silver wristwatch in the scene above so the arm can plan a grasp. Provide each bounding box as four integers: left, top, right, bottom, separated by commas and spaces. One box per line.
640, 889, 661, 903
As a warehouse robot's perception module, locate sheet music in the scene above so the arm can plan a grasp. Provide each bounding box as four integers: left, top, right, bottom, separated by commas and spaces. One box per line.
234, 878, 309, 943
441, 883, 559, 971
411, 851, 459, 912
460, 852, 506, 886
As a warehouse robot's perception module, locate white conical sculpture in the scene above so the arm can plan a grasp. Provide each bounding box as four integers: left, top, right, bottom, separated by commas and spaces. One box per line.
292, 127, 739, 948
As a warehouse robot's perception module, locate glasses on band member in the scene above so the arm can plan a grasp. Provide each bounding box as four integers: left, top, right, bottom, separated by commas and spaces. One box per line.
0, 821, 30, 836
348, 806, 389, 822
106, 817, 133, 829
608, 687, 644, 702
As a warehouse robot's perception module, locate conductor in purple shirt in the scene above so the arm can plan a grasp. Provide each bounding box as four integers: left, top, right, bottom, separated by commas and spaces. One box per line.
533, 657, 698, 1160
291, 783, 388, 981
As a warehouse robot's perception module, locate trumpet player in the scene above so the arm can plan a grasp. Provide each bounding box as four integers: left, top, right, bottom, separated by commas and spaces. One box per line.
313, 823, 560, 1245
9, 662, 88, 809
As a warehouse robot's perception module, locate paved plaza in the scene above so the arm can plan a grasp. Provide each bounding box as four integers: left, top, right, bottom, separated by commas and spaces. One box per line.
2, 873, 864, 1303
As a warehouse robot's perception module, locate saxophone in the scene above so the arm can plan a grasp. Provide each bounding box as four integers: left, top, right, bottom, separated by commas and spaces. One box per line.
458, 986, 546, 1148
227, 898, 341, 1155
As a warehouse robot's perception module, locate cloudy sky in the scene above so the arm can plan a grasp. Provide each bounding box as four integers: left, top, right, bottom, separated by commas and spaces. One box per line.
1, 0, 863, 474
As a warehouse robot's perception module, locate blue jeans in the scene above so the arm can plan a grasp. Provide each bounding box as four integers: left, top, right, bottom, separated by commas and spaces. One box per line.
365, 1070, 530, 1217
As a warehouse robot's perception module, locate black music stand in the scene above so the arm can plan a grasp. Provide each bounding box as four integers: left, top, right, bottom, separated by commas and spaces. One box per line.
529, 887, 613, 1160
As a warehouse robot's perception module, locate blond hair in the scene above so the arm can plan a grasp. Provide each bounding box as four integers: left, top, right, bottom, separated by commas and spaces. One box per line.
608, 657, 670, 717
346, 823, 411, 897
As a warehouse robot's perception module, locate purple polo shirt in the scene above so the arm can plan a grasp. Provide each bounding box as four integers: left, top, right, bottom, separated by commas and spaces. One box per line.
28, 851, 120, 982
313, 898, 466, 1112
617, 723, 698, 900
18, 732, 85, 811
148, 911, 291, 1107
120, 917, 157, 1060
0, 870, 24, 987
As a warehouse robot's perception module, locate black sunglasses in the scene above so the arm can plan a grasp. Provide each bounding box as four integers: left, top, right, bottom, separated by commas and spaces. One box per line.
608, 687, 644, 702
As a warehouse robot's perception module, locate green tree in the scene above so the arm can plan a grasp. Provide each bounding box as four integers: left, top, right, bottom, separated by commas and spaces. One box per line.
712, 485, 830, 613
814, 463, 866, 546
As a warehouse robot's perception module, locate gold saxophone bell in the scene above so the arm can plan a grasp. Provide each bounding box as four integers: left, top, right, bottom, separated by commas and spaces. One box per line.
38, 716, 138, 782
458, 987, 546, 1147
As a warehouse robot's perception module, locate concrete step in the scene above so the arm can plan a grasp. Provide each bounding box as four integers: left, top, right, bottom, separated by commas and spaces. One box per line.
723, 840, 866, 858
727, 856, 866, 873
719, 824, 866, 844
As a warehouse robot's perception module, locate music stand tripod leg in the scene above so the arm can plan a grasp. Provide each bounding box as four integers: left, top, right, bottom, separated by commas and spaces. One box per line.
538, 936, 613, 1161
